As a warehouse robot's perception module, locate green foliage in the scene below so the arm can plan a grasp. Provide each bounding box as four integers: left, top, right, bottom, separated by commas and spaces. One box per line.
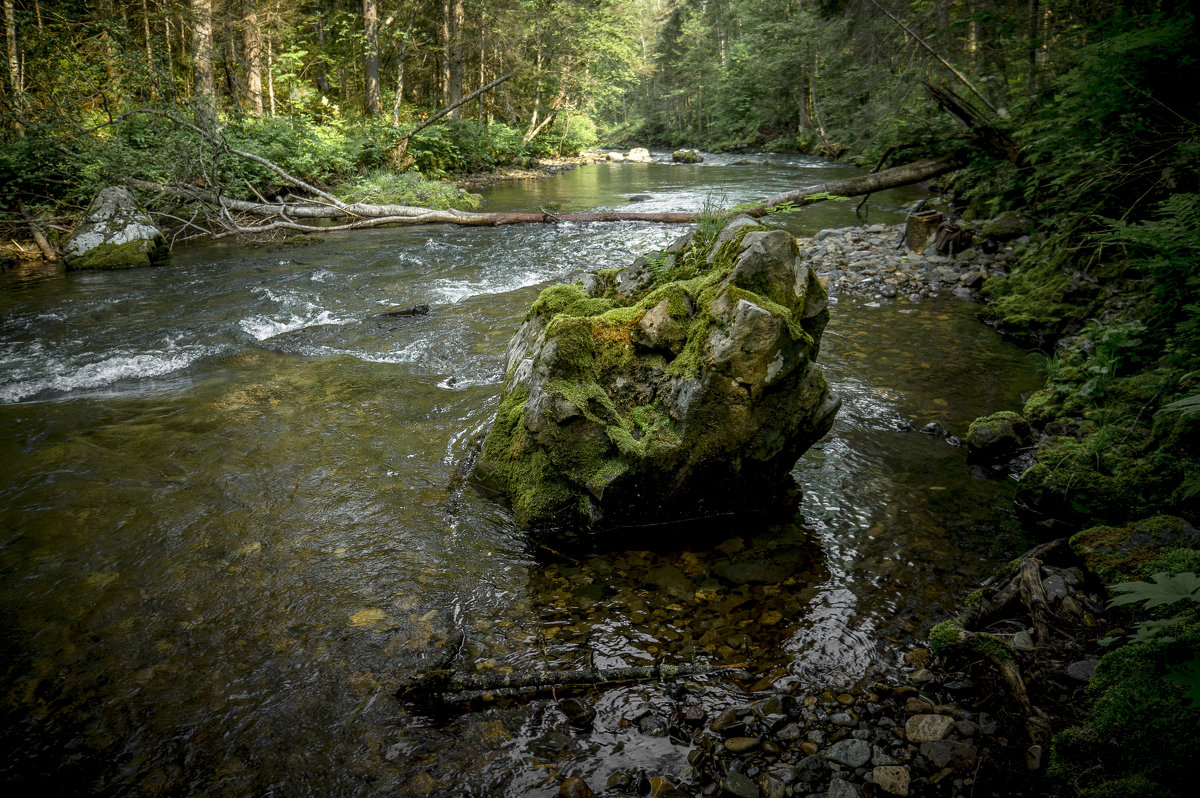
335, 171, 479, 211
1109, 571, 1200, 612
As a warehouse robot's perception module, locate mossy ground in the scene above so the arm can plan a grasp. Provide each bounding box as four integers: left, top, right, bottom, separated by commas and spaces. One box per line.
1048, 623, 1200, 798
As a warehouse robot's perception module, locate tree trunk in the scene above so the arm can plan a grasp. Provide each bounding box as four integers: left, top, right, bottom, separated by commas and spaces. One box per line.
266, 35, 275, 116
440, 0, 450, 107
190, 0, 216, 122
1027, 0, 1040, 91
243, 4, 263, 115
447, 0, 464, 119
141, 0, 153, 69
5, 0, 20, 103
363, 0, 380, 115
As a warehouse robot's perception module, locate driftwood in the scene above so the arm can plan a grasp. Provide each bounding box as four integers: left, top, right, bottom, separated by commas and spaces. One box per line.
962, 537, 1068, 632
400, 660, 748, 699
130, 153, 963, 238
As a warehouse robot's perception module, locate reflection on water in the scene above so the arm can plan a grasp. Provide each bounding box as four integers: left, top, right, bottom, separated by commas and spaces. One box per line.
0, 158, 1038, 795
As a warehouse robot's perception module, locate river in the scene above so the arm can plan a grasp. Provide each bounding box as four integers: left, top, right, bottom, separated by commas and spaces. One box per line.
0, 153, 1040, 795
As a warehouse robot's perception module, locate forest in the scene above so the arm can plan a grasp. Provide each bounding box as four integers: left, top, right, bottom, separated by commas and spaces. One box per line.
2, 1, 1199, 797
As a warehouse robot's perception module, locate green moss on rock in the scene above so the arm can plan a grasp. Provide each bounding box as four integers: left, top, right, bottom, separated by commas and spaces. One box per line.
471, 217, 840, 532
67, 238, 166, 270
1069, 515, 1200, 583
928, 618, 965, 654
966, 410, 1031, 462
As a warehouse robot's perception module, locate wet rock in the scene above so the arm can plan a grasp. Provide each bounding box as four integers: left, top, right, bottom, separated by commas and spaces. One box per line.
830, 712, 855, 727
1066, 658, 1100, 681
711, 558, 799, 586
1026, 744, 1044, 771
794, 753, 828, 783
825, 778, 860, 798
725, 737, 760, 753
919, 740, 978, 770
966, 411, 1032, 463
723, 771, 762, 798
373, 303, 430, 318
904, 715, 953, 743
910, 668, 935, 684
873, 765, 910, 796
778, 723, 804, 741
63, 186, 168, 270
639, 714, 669, 736
673, 149, 704, 163
472, 216, 839, 533
559, 776, 598, 798
760, 771, 787, 798
825, 738, 871, 768
559, 697, 596, 729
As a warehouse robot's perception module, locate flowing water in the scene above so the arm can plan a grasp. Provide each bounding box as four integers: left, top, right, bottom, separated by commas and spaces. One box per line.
0, 154, 1041, 796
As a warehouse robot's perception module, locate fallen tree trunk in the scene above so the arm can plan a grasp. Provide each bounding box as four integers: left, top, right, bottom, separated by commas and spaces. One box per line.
132, 154, 962, 237
400, 660, 747, 698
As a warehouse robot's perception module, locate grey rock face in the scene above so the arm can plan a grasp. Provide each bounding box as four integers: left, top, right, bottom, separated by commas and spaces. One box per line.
63, 186, 168, 270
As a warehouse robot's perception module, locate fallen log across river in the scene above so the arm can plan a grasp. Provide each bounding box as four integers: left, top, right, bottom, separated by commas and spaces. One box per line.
129, 154, 963, 237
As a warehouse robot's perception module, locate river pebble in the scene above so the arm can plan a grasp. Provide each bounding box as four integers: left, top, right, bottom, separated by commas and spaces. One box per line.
798, 222, 1027, 303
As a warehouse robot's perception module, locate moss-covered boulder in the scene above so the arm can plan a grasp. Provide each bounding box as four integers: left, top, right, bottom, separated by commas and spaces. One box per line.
1069, 515, 1200, 583
965, 410, 1032, 463
673, 149, 704, 163
471, 215, 840, 533
63, 186, 168, 270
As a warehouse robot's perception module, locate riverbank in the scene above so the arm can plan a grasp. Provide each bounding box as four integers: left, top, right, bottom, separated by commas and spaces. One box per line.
798, 222, 1028, 305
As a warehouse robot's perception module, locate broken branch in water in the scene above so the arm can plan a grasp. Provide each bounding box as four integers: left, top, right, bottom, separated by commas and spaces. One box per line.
399, 660, 748, 699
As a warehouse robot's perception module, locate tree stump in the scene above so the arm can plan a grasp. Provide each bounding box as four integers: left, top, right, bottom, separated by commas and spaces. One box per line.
905, 209, 943, 253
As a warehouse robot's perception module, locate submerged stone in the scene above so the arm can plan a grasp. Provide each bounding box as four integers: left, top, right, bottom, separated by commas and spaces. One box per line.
470, 215, 840, 534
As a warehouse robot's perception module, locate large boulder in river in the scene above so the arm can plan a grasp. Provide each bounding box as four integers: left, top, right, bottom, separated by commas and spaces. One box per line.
673, 149, 704, 163
471, 215, 840, 533
625, 147, 653, 163
63, 186, 168, 270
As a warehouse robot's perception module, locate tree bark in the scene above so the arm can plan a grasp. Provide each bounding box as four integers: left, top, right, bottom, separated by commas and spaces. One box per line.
363, 0, 381, 115
5, 0, 21, 123
440, 0, 450, 107
190, 0, 216, 122
401, 661, 747, 698
243, 3, 263, 115
141, 0, 153, 69
447, 0, 464, 119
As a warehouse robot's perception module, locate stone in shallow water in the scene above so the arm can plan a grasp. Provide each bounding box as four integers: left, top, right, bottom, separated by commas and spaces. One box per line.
826, 778, 860, 798
873, 765, 910, 796
470, 216, 839, 534
723, 771, 761, 798
824, 738, 871, 768
904, 714, 953, 743
919, 739, 978, 770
